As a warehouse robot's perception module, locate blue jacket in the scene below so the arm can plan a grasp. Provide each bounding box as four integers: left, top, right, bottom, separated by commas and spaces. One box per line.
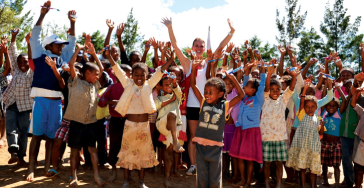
30, 26, 76, 91
236, 73, 266, 130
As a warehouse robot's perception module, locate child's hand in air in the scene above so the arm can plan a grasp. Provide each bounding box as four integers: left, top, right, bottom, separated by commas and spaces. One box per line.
225, 42, 234, 54
308, 58, 318, 66
334, 57, 342, 68
116, 23, 125, 37
144, 41, 151, 52
278, 44, 286, 56
213, 47, 225, 63
242, 50, 248, 59
68, 10, 77, 23
45, 56, 57, 68
40, 1, 51, 15
355, 72, 364, 82
0, 43, 8, 53
85, 42, 95, 55
303, 79, 311, 90
106, 19, 115, 30
206, 49, 213, 62
1, 36, 8, 45
149, 37, 158, 49
25, 32, 31, 44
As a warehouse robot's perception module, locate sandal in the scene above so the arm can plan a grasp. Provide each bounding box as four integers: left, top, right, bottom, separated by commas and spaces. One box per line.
46, 169, 60, 178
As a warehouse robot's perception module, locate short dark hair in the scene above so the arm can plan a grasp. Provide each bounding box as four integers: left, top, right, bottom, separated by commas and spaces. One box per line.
129, 51, 142, 60
168, 66, 184, 78
159, 76, 170, 86
132, 62, 148, 74
205, 77, 226, 97
81, 62, 99, 75
247, 78, 260, 90
120, 64, 132, 72
270, 78, 282, 88
17, 53, 28, 62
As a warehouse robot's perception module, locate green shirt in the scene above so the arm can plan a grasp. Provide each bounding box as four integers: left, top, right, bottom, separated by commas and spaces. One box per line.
339, 99, 358, 139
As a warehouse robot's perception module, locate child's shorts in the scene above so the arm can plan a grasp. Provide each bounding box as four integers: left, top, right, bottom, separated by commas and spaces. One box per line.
354, 140, 364, 166
68, 121, 97, 150
321, 140, 342, 166
55, 119, 71, 142
262, 140, 288, 162
29, 97, 62, 139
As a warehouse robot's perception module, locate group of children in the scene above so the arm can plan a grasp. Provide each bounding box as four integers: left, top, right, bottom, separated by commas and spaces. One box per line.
1, 1, 364, 188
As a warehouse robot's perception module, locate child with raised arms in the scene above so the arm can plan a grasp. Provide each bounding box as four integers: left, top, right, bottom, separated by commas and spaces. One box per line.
190, 55, 245, 188
105, 45, 172, 188
286, 79, 326, 188
62, 42, 104, 187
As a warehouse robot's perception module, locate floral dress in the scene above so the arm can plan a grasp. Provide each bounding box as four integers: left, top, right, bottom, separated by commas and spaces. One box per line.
286, 109, 322, 174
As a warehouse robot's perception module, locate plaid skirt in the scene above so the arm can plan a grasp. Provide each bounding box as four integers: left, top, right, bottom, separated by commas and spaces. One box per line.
262, 140, 288, 162
321, 140, 342, 166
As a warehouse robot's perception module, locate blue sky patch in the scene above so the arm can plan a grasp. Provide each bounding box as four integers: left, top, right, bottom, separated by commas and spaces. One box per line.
169, 0, 227, 13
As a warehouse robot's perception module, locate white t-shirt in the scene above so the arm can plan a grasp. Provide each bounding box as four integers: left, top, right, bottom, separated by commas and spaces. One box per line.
186, 60, 207, 108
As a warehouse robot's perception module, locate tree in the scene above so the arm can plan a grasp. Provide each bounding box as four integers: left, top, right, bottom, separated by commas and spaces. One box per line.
345, 34, 363, 73
297, 27, 325, 76
0, 0, 33, 53
240, 35, 277, 62
276, 0, 307, 45
42, 22, 68, 41
77, 30, 105, 52
114, 8, 144, 55
320, 0, 361, 74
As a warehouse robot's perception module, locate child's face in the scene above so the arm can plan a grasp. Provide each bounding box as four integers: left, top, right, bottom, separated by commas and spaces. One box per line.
304, 101, 317, 116
17, 56, 30, 72
123, 68, 132, 78
244, 81, 257, 97
170, 68, 182, 84
306, 87, 315, 96
130, 54, 141, 66
47, 43, 63, 56
204, 85, 224, 105
111, 46, 120, 62
161, 79, 173, 94
85, 69, 100, 84
341, 70, 354, 83
132, 68, 146, 86
326, 100, 339, 114
224, 78, 234, 94
269, 84, 281, 100
281, 82, 288, 91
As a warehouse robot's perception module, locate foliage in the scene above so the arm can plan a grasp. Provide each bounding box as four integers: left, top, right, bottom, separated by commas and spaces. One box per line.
0, 0, 33, 53
77, 30, 105, 52
276, 0, 307, 45
114, 8, 144, 56
320, 0, 361, 74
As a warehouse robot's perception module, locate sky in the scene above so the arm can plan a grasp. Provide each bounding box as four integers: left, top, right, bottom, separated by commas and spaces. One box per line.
22, 0, 364, 50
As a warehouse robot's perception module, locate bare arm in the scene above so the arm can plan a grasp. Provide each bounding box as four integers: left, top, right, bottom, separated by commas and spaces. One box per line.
1, 47, 12, 77
336, 84, 347, 114
45, 56, 65, 89
226, 74, 245, 107
104, 19, 114, 47
190, 60, 204, 104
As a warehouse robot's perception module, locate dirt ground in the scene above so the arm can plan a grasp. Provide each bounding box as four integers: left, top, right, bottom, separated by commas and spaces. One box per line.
0, 138, 349, 188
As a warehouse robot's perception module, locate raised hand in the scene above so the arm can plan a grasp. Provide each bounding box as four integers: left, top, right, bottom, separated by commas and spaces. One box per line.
242, 50, 248, 59
161, 17, 172, 28
106, 19, 115, 29
278, 44, 286, 56
0, 43, 7, 53
225, 42, 234, 54
286, 45, 294, 55
254, 49, 261, 59
25, 32, 31, 44
334, 57, 343, 67
1, 36, 8, 45
191, 56, 204, 68
227, 18, 235, 34
85, 42, 95, 55
308, 58, 318, 65
303, 79, 311, 89
41, 1, 51, 14
355, 72, 364, 82
45, 56, 57, 68
104, 45, 110, 57
144, 40, 151, 52
76, 43, 85, 51
267, 63, 275, 74
206, 49, 213, 62
149, 37, 158, 49
11, 28, 20, 37
116, 23, 125, 37
244, 40, 251, 50
288, 67, 301, 77
166, 41, 172, 51
68, 10, 77, 23
159, 41, 166, 53
213, 47, 225, 61
186, 48, 192, 56
84, 34, 91, 46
